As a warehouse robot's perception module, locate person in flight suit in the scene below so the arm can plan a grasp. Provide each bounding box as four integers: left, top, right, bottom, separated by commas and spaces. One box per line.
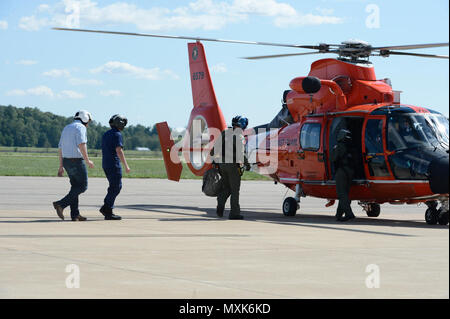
211, 116, 250, 220
99, 114, 131, 220
331, 129, 356, 222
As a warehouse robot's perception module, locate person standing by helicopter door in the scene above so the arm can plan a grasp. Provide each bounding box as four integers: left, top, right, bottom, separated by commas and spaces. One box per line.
211, 116, 250, 220
99, 114, 131, 220
331, 129, 356, 222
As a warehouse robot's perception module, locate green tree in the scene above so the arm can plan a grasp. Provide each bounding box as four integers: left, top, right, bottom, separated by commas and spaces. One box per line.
0, 105, 163, 151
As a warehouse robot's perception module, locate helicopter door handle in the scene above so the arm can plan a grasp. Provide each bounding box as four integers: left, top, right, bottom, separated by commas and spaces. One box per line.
317, 152, 324, 162
364, 154, 374, 163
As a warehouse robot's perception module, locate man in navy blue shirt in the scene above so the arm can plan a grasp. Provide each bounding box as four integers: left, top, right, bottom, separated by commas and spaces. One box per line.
100, 114, 130, 220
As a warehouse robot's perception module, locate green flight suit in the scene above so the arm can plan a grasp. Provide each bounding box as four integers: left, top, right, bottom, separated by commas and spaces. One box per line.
211, 128, 248, 218
331, 139, 355, 220
217, 163, 242, 216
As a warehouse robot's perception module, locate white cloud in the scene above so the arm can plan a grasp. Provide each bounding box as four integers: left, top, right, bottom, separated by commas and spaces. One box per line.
100, 90, 122, 97
91, 61, 179, 80
7, 86, 55, 97
19, 15, 49, 31
274, 13, 343, 28
0, 20, 8, 30
6, 89, 27, 96
27, 85, 55, 97
316, 7, 335, 16
38, 4, 51, 12
43, 69, 71, 78
19, 0, 344, 31
231, 0, 296, 17
69, 78, 103, 86
5, 86, 84, 99
16, 60, 38, 66
210, 63, 227, 73
59, 90, 85, 99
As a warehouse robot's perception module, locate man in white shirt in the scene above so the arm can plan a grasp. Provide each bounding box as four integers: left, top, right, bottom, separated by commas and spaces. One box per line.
53, 110, 95, 221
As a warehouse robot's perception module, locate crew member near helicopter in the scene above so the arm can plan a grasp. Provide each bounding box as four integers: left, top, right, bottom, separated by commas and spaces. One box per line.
331, 129, 356, 222
99, 114, 131, 220
53, 110, 94, 221
211, 116, 250, 220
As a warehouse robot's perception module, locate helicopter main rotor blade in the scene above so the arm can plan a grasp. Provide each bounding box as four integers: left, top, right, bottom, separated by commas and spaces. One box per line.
381, 51, 449, 59
52, 27, 321, 50
372, 43, 449, 51
242, 51, 327, 60
53, 28, 449, 61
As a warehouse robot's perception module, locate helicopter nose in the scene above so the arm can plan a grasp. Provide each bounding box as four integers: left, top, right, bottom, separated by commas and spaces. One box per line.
428, 154, 449, 194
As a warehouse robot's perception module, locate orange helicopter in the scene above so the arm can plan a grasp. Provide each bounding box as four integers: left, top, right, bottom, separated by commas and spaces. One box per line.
55, 28, 449, 225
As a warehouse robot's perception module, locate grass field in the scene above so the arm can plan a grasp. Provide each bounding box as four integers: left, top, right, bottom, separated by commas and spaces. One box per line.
0, 147, 268, 180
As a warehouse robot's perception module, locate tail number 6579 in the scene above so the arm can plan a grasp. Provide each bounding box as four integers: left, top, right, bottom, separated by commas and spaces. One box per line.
192, 72, 205, 80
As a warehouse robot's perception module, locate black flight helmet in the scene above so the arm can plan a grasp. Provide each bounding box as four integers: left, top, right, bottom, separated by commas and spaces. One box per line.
231, 115, 249, 130
109, 114, 128, 130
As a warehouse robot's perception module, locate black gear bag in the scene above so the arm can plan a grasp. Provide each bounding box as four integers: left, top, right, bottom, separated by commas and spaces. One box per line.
202, 167, 223, 197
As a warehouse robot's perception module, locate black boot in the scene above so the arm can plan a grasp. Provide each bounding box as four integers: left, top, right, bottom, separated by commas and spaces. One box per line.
335, 208, 344, 221
100, 205, 122, 220
338, 212, 355, 222
216, 206, 224, 218
105, 213, 122, 220
99, 205, 111, 217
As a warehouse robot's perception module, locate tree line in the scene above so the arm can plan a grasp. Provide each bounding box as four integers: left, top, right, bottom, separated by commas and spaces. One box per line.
0, 105, 162, 150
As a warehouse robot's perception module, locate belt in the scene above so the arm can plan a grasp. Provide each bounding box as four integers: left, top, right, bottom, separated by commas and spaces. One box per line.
64, 158, 83, 162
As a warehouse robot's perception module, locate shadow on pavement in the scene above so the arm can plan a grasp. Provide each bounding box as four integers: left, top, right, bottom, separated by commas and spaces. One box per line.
118, 204, 449, 237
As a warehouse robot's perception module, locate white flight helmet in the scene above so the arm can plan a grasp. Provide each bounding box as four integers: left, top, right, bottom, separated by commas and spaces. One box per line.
74, 110, 92, 124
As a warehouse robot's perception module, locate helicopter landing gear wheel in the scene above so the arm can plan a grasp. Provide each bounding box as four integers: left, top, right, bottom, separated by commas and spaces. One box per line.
283, 197, 298, 217
437, 208, 449, 226
425, 208, 439, 225
366, 203, 381, 217
425, 201, 439, 225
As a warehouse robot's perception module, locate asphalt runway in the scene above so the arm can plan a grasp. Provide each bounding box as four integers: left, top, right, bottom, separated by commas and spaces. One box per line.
0, 176, 448, 299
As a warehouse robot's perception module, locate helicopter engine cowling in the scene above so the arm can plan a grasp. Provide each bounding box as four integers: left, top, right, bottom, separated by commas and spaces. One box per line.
288, 76, 348, 121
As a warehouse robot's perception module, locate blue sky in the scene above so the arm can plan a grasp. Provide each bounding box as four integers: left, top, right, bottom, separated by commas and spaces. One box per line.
0, 0, 448, 128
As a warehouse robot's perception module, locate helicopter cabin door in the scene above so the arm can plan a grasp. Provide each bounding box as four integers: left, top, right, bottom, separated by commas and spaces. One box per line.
298, 119, 326, 182
362, 116, 392, 180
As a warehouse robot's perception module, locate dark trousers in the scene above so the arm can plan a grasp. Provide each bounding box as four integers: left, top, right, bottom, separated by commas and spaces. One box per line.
335, 167, 354, 218
103, 166, 122, 209
217, 163, 241, 216
57, 158, 88, 219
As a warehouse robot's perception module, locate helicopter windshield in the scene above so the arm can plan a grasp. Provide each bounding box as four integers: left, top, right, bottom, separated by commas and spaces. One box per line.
387, 113, 449, 151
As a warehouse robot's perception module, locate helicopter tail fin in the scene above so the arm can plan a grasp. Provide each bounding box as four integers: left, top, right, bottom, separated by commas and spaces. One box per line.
182, 42, 227, 176
156, 121, 183, 182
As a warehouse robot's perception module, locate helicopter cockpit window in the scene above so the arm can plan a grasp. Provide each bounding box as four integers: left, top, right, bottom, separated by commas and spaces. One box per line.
426, 114, 449, 147
300, 123, 321, 150
387, 114, 445, 151
386, 113, 448, 180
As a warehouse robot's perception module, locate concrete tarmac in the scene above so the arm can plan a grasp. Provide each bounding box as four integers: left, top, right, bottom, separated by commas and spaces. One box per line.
0, 176, 448, 299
